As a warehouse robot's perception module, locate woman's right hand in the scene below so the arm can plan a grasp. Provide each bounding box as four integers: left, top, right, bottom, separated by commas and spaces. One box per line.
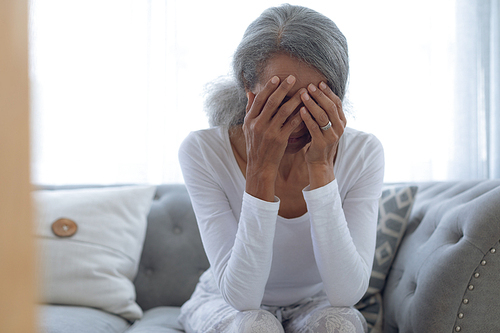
242, 75, 304, 201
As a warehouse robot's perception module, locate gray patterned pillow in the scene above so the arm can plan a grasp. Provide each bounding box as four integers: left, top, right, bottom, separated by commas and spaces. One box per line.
355, 185, 418, 332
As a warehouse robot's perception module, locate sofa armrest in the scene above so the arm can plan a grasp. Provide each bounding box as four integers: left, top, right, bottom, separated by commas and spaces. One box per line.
383, 180, 500, 333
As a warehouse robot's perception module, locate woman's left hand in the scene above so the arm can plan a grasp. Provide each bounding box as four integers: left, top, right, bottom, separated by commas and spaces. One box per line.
299, 81, 346, 188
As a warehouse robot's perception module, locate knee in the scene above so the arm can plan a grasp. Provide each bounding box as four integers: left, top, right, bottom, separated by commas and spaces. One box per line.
308, 306, 367, 333
234, 309, 284, 333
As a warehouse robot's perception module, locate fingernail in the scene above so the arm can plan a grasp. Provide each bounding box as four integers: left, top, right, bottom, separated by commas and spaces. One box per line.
302, 93, 310, 101
287, 75, 296, 84
308, 83, 316, 92
320, 82, 327, 90
271, 76, 279, 84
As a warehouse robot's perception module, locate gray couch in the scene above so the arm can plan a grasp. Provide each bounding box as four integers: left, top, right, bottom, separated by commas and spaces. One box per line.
38, 180, 500, 333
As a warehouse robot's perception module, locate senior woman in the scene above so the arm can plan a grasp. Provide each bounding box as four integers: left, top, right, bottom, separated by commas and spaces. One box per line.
178, 4, 384, 333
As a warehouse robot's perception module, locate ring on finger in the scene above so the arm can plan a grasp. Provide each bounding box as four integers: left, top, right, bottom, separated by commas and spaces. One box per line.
320, 121, 332, 131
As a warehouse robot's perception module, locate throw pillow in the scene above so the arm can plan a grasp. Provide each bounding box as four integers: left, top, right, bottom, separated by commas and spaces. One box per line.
355, 184, 418, 332
34, 185, 156, 321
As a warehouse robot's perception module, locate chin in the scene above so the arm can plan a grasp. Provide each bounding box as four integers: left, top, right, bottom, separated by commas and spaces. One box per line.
284, 132, 311, 154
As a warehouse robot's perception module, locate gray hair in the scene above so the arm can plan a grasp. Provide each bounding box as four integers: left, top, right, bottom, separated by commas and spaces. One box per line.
206, 4, 349, 128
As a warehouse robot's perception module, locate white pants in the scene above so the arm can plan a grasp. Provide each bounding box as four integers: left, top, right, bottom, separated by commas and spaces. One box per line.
178, 272, 367, 333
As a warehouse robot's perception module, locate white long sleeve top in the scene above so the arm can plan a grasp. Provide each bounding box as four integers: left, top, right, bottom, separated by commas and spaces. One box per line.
178, 126, 384, 311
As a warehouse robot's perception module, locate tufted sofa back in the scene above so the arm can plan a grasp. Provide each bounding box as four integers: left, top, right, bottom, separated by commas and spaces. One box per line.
133, 184, 209, 311
382, 180, 500, 333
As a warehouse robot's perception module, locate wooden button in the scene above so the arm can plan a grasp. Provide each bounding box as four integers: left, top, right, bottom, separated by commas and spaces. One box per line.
51, 218, 78, 237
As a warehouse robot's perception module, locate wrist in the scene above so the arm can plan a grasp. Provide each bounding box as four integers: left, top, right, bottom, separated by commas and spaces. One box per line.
245, 167, 277, 202
307, 163, 335, 190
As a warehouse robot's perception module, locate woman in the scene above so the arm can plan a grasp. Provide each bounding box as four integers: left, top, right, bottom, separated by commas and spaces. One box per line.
178, 4, 384, 333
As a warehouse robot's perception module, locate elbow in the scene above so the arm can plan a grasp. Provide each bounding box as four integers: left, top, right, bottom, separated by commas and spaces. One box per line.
220, 291, 261, 312
217, 274, 262, 311
327, 288, 366, 307
326, 268, 371, 307
350, 279, 370, 306
354, 269, 371, 303
347, 267, 371, 306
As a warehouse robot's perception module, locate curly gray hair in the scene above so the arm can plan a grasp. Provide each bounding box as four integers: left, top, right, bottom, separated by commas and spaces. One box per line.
205, 4, 349, 128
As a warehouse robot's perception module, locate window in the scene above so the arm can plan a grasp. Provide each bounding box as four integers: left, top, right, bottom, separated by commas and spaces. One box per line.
29, 0, 500, 185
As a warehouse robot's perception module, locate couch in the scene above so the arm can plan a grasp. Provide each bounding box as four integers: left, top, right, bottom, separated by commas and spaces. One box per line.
35, 180, 500, 333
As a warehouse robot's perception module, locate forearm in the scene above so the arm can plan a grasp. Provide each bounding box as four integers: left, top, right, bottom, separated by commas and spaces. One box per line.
214, 192, 279, 311
303, 180, 375, 306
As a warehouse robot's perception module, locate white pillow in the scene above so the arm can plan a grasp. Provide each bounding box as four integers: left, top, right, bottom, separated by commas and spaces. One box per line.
34, 185, 156, 321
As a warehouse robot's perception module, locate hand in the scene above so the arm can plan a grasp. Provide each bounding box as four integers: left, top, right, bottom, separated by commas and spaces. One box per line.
299, 81, 347, 187
242, 75, 304, 200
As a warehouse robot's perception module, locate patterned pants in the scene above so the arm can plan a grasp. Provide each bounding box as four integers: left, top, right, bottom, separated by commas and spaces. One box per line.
178, 273, 367, 333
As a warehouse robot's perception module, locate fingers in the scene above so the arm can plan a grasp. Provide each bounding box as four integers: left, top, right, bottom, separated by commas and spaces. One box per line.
245, 76, 280, 119
301, 87, 331, 129
272, 86, 307, 129
245, 75, 297, 122
319, 81, 346, 126
300, 82, 346, 131
299, 106, 324, 137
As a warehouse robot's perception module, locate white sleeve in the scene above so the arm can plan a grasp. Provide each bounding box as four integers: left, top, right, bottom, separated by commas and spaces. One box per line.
178, 133, 279, 311
302, 136, 384, 306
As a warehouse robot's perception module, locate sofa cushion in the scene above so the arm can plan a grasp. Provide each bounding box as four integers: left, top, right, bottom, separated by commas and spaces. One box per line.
34, 185, 156, 321
38, 304, 130, 333
355, 184, 418, 332
126, 306, 183, 332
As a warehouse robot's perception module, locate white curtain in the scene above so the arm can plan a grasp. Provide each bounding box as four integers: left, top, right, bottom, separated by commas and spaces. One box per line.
453, 0, 500, 179
29, 0, 500, 185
